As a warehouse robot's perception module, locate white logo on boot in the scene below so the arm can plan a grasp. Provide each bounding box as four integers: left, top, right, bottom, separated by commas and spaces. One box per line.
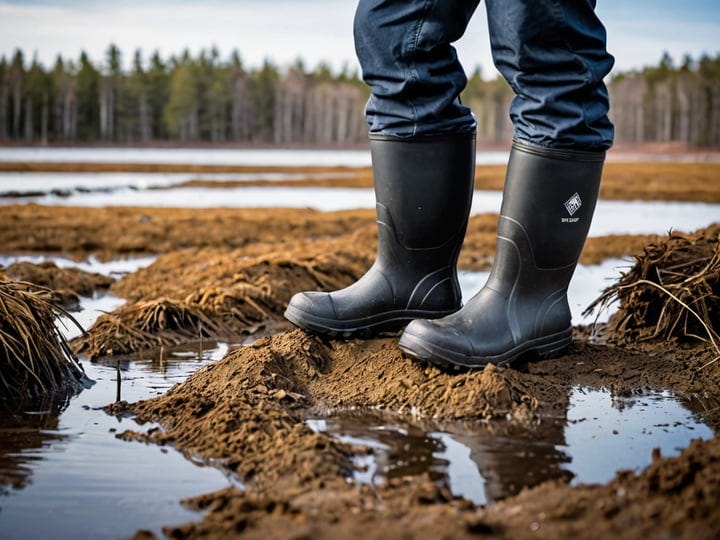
562, 193, 582, 222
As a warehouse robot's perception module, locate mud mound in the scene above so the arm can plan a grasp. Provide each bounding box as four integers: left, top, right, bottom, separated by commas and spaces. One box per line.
122, 328, 558, 531
4, 261, 113, 311
75, 237, 375, 358
126, 332, 358, 495
131, 329, 557, 438
74, 298, 239, 358
111, 229, 375, 303
123, 329, 720, 539
0, 280, 84, 403
587, 224, 720, 351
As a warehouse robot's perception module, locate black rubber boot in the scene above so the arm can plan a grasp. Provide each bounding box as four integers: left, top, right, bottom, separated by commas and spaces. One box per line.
399, 139, 604, 369
284, 131, 476, 338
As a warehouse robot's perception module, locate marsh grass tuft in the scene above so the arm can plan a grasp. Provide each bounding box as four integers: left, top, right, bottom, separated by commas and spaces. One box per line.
72, 297, 240, 359
586, 224, 720, 360
0, 279, 85, 403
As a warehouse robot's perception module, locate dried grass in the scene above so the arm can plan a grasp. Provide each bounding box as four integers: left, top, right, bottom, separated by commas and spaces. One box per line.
585, 224, 720, 363
71, 297, 234, 359
0, 280, 85, 403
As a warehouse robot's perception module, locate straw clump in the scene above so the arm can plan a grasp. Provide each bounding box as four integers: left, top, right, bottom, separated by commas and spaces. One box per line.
586, 224, 720, 350
73, 239, 373, 359
0, 279, 85, 403
73, 297, 235, 358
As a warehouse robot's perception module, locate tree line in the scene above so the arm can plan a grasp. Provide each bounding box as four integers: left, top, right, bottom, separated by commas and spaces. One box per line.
1, 46, 719, 147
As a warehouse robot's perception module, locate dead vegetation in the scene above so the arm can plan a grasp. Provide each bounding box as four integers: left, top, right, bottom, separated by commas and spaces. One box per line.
587, 224, 720, 359
0, 279, 85, 403
73, 239, 374, 358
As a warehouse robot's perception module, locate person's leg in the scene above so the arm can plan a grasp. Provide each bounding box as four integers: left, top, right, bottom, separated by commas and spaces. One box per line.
284, 0, 480, 337
354, 0, 481, 137
486, 0, 614, 150
399, 0, 614, 368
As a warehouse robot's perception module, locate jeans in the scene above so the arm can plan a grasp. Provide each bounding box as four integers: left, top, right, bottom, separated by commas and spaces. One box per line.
354, 0, 614, 151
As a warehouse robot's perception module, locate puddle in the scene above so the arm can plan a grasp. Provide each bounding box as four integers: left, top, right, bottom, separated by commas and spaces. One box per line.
307, 388, 713, 506
0, 343, 239, 540
562, 388, 714, 485
0, 255, 239, 539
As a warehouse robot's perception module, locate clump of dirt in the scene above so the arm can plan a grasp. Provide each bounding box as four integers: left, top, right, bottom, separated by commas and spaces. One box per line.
587, 224, 720, 351
3, 261, 113, 311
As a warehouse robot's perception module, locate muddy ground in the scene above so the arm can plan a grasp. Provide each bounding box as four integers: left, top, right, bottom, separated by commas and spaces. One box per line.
1, 161, 719, 539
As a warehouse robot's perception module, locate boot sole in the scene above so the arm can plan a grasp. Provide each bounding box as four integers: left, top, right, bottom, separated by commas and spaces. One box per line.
284, 304, 459, 339
398, 327, 573, 371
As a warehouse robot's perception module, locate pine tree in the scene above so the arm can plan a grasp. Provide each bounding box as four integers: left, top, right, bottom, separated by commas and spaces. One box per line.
76, 51, 100, 140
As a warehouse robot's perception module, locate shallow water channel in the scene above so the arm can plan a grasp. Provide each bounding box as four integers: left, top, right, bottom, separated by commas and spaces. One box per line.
0, 254, 715, 538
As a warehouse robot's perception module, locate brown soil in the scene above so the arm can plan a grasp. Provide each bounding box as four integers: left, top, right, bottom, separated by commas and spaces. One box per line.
111, 225, 718, 539
120, 328, 719, 540
0, 203, 657, 268
42, 212, 646, 358
3, 261, 113, 310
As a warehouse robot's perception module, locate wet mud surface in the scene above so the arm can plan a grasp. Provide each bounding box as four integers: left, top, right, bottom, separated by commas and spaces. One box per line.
118, 331, 719, 540
1, 162, 719, 538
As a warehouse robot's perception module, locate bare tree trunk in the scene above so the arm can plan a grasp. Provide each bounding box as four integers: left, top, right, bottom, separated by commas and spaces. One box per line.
24, 96, 33, 142
0, 84, 7, 140
138, 91, 151, 141
41, 93, 48, 144
11, 80, 21, 139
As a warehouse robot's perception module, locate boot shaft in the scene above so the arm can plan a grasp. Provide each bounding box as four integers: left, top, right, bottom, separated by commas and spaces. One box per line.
369, 132, 476, 251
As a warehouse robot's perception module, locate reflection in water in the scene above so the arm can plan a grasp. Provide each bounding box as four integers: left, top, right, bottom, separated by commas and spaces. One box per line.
307, 388, 714, 506
307, 413, 569, 505
0, 342, 235, 539
0, 397, 72, 495
562, 388, 714, 485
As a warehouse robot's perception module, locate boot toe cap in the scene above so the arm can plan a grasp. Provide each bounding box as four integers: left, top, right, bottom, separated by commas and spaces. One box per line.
286, 291, 338, 319
401, 319, 475, 358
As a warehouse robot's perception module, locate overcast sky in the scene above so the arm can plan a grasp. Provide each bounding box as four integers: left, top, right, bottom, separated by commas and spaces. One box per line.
1, 0, 718, 78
